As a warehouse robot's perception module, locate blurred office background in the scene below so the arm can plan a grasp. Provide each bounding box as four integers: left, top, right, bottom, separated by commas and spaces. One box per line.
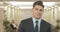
0, 0, 60, 32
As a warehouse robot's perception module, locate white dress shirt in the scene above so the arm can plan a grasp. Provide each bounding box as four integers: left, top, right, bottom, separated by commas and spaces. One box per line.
32, 17, 41, 32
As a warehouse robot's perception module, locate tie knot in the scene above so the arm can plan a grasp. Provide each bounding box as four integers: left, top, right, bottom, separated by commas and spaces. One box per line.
35, 21, 38, 23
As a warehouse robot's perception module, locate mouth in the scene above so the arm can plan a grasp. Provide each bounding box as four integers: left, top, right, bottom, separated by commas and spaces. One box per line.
37, 14, 41, 16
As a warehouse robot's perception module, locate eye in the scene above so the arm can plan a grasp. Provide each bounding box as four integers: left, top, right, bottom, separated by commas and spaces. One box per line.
39, 9, 43, 11
35, 8, 38, 10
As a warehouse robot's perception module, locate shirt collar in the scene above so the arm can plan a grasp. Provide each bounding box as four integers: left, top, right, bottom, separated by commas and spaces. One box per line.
32, 17, 41, 23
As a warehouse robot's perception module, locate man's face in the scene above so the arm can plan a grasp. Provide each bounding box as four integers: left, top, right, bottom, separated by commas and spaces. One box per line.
32, 5, 44, 19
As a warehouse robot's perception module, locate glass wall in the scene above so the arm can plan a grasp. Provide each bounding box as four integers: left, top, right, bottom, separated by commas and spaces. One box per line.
4, 3, 20, 24
44, 3, 60, 32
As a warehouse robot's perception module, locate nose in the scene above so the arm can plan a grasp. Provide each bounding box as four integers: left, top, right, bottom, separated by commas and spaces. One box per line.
37, 10, 41, 13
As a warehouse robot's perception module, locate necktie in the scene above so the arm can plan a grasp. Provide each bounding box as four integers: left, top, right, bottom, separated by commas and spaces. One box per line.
35, 21, 38, 32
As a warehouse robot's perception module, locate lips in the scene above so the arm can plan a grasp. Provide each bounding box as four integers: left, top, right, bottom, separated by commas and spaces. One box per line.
36, 14, 42, 16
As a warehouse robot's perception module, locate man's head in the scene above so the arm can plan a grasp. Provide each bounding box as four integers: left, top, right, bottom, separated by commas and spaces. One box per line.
32, 1, 44, 19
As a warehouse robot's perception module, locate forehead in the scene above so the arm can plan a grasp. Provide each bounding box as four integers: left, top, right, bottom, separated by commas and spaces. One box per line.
34, 5, 44, 9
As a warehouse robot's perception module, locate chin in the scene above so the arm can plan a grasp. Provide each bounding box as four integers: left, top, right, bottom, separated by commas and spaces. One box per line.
36, 17, 41, 19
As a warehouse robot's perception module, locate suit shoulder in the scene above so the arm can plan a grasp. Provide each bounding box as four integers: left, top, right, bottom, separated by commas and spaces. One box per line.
42, 19, 51, 26
22, 18, 32, 21
21, 18, 32, 23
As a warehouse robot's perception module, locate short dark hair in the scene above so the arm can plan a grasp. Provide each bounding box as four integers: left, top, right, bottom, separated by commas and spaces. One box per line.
33, 1, 44, 8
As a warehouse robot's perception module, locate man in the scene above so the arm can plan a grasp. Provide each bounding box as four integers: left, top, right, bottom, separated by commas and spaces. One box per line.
18, 1, 52, 32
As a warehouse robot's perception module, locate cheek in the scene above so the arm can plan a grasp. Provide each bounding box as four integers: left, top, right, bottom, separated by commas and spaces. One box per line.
33, 10, 37, 15
40, 12, 44, 14
32, 11, 36, 17
39, 11, 44, 14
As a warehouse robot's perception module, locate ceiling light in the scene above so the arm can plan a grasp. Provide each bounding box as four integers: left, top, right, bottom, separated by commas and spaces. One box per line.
55, 5, 57, 7
43, 2, 56, 7
19, 6, 32, 9
6, 1, 56, 9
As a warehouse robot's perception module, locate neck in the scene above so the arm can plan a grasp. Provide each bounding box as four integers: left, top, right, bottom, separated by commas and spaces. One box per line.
33, 17, 41, 20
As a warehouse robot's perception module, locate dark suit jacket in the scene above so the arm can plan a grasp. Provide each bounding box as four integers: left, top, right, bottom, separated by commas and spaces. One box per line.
18, 18, 52, 32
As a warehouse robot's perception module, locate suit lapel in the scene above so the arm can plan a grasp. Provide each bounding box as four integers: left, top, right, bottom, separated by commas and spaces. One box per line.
28, 18, 44, 32
28, 18, 35, 32
40, 19, 44, 32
